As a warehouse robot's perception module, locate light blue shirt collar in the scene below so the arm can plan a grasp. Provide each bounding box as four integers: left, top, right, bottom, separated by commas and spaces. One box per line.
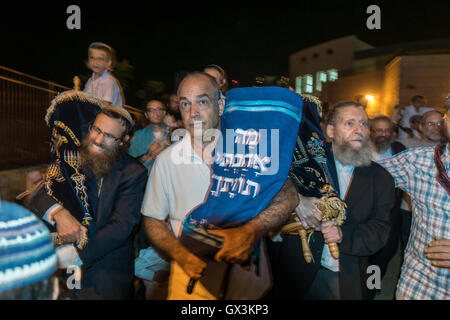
334, 158, 354, 199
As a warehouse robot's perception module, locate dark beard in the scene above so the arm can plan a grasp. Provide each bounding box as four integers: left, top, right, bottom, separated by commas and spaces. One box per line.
80, 136, 120, 182
373, 137, 392, 153
333, 138, 374, 167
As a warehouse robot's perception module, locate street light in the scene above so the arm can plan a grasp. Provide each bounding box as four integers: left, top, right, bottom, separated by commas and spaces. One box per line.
365, 94, 374, 101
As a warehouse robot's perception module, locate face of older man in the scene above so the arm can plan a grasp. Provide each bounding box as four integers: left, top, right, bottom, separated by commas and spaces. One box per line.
328, 106, 369, 149
327, 106, 373, 167
371, 119, 393, 153
178, 74, 223, 144
420, 112, 444, 142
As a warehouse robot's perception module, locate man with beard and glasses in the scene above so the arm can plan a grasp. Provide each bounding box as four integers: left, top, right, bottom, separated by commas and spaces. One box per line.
29, 107, 148, 299
371, 115, 407, 161
279, 101, 395, 300
418, 110, 445, 146
377, 106, 449, 300
368, 115, 410, 299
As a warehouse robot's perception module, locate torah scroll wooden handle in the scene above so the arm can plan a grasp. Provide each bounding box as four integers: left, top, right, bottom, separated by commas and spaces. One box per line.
328, 242, 339, 259
299, 228, 312, 263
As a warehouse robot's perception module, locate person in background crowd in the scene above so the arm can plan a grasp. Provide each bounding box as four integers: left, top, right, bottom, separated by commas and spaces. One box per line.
128, 99, 170, 170
164, 93, 183, 130
204, 64, 229, 95
377, 105, 450, 300
84, 42, 125, 108
393, 104, 405, 126
418, 110, 445, 145
397, 115, 424, 148
399, 111, 445, 149
398, 95, 433, 139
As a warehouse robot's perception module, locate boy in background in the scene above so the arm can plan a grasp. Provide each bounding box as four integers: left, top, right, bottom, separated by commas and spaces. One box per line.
84, 42, 125, 108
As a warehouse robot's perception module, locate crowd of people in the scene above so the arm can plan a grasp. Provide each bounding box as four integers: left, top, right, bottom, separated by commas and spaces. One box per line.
0, 42, 448, 300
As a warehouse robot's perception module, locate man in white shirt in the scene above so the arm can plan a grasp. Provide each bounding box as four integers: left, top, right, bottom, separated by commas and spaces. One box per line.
141, 72, 298, 300
398, 95, 432, 139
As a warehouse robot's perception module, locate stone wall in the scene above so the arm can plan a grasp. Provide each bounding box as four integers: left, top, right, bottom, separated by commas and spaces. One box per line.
0, 165, 47, 202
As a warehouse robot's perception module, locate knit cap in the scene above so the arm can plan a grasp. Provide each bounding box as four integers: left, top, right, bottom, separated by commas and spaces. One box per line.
0, 201, 57, 294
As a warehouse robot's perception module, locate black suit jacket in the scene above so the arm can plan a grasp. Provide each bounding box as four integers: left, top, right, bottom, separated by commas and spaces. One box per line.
270, 149, 395, 300
391, 140, 406, 155
28, 152, 148, 299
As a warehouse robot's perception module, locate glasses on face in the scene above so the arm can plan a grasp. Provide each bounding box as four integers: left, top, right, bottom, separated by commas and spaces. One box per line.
146, 108, 166, 114
89, 125, 121, 143
423, 121, 443, 128
371, 128, 392, 134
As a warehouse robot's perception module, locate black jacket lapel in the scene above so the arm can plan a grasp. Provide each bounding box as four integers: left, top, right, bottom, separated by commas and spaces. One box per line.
96, 154, 124, 226
344, 165, 371, 212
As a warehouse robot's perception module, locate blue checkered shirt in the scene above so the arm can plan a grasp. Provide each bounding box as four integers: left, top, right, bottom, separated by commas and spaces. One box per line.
379, 145, 449, 300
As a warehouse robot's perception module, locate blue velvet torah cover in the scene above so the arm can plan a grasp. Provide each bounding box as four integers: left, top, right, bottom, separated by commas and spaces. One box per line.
179, 86, 303, 260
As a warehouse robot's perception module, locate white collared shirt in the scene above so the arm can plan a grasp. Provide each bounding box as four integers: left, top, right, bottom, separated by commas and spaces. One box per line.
141, 130, 212, 236
83, 70, 123, 107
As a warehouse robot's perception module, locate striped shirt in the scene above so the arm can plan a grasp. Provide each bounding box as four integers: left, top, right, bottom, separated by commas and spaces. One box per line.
378, 145, 449, 300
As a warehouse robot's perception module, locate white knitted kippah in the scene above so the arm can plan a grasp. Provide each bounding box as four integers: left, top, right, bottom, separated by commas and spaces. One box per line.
0, 201, 57, 294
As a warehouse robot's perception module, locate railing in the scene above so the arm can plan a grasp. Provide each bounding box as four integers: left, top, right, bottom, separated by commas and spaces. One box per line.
0, 65, 144, 171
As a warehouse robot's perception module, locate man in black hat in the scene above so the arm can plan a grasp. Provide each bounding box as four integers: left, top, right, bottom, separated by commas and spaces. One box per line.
28, 98, 147, 299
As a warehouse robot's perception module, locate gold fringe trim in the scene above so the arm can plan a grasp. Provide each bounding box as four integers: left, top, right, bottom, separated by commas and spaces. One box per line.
45, 90, 103, 126
301, 94, 323, 118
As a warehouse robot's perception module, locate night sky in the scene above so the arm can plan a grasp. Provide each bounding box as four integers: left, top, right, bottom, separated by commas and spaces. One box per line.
2, 0, 450, 107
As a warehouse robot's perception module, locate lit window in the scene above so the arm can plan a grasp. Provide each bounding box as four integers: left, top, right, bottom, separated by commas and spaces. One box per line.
303, 74, 313, 93
315, 71, 327, 92
327, 69, 338, 81
295, 76, 303, 94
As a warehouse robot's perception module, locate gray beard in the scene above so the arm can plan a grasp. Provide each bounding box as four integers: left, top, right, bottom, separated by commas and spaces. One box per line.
333, 139, 374, 167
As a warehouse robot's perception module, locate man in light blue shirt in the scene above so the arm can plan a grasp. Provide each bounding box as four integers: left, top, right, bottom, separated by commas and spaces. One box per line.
128, 100, 170, 170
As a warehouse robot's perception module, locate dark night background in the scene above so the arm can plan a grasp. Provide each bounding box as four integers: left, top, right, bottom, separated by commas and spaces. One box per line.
2, 0, 450, 108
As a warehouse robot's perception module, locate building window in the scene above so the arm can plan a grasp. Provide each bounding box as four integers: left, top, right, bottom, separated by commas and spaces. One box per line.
295, 76, 303, 94
326, 48, 334, 55
303, 74, 313, 93
327, 69, 338, 81
315, 71, 327, 92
